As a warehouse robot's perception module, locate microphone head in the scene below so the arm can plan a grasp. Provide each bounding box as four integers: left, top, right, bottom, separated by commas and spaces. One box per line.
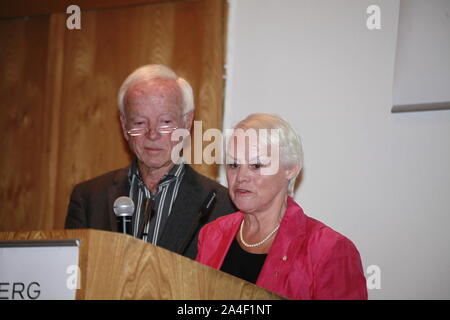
113, 196, 135, 217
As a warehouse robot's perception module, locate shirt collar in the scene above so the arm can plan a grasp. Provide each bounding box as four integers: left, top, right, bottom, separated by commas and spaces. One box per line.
128, 158, 185, 187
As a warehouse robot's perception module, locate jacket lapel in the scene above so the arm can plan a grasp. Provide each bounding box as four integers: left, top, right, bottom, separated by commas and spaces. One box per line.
215, 213, 243, 268
158, 165, 204, 253
107, 167, 130, 232
256, 198, 308, 289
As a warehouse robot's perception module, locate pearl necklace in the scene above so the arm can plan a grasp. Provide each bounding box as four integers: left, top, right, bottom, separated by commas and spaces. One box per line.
239, 220, 280, 248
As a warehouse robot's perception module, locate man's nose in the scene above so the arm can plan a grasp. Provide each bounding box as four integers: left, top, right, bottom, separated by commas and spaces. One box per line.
145, 126, 160, 140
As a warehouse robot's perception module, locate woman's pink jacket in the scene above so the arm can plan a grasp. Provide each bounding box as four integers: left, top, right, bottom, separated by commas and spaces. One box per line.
196, 197, 368, 300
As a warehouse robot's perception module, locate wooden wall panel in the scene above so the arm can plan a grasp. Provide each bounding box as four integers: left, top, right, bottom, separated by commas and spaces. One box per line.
0, 0, 178, 19
172, 0, 225, 178
0, 0, 226, 231
0, 16, 53, 230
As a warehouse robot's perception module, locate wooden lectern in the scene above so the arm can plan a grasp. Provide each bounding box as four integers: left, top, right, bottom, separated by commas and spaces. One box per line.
0, 229, 283, 300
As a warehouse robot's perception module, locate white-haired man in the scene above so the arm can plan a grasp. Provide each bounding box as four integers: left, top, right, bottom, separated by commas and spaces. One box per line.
65, 65, 235, 259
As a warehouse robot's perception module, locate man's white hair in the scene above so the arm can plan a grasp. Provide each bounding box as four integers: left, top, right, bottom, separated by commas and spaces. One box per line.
234, 113, 304, 196
117, 64, 194, 114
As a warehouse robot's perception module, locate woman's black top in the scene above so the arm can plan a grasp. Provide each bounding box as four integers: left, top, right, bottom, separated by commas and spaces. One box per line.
220, 237, 268, 284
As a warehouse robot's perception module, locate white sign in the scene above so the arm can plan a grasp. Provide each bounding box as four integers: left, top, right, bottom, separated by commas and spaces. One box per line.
0, 240, 79, 300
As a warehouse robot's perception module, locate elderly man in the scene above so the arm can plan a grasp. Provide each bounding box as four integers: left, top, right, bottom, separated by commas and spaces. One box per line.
65, 64, 235, 259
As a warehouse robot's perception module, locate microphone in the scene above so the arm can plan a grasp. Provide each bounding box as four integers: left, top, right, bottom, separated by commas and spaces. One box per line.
113, 196, 135, 235
179, 190, 217, 255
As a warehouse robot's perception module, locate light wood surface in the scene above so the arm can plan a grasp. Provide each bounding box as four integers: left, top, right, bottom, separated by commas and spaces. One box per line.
0, 0, 226, 232
0, 229, 283, 300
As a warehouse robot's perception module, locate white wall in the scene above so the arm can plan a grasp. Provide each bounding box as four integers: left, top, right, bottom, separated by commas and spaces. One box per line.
222, 0, 450, 299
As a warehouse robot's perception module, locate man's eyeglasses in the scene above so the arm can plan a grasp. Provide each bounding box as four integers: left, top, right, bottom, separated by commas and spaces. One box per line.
127, 125, 179, 137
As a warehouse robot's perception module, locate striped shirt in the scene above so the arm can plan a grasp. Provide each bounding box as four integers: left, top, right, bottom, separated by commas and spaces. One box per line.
128, 159, 185, 244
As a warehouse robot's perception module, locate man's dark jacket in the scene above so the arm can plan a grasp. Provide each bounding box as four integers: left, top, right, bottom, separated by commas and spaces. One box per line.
65, 164, 235, 259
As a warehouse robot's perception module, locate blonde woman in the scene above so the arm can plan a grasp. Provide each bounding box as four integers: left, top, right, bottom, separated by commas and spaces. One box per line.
196, 113, 367, 300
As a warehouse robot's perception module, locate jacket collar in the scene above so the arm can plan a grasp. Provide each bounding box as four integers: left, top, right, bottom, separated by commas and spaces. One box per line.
107, 166, 130, 231
227, 197, 307, 241
256, 197, 308, 288
127, 157, 185, 191
158, 164, 205, 254
270, 197, 307, 250
215, 197, 308, 271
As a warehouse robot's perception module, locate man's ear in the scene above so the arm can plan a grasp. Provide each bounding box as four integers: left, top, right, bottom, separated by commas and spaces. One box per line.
184, 110, 194, 131
120, 113, 129, 142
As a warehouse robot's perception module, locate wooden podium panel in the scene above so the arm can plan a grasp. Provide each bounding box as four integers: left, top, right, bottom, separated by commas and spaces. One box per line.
0, 229, 283, 300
